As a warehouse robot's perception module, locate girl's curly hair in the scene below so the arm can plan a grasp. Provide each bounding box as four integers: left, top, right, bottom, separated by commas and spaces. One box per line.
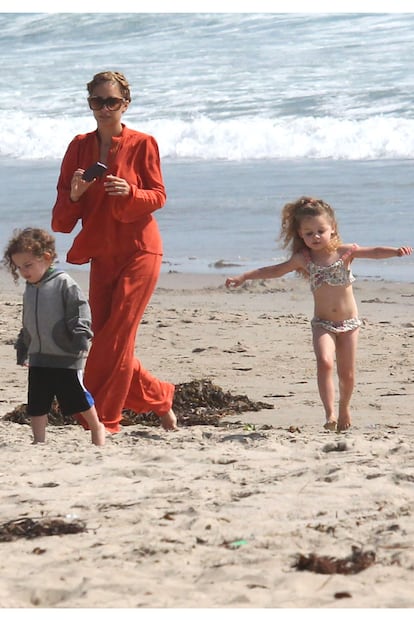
280, 196, 341, 254
280, 196, 341, 278
3, 227, 57, 283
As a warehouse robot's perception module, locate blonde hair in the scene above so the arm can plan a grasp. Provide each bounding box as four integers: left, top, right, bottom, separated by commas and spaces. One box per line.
280, 196, 341, 254
87, 71, 131, 102
3, 227, 57, 283
279, 197, 341, 279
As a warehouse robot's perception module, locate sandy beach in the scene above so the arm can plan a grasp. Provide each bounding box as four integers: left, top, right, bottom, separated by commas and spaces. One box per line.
1, 266, 414, 609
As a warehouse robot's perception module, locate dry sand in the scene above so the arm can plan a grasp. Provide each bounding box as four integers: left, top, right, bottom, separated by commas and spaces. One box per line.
1, 267, 414, 609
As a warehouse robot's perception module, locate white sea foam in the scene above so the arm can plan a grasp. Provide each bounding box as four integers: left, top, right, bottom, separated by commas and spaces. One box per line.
5, 111, 414, 161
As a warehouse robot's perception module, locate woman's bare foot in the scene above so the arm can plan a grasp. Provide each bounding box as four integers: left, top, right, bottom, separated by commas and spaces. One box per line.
160, 409, 178, 431
324, 419, 337, 431
91, 422, 106, 446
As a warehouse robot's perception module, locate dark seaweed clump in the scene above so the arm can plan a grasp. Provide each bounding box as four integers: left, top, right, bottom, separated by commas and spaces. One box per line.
0, 517, 86, 542
3, 379, 273, 428
293, 546, 376, 574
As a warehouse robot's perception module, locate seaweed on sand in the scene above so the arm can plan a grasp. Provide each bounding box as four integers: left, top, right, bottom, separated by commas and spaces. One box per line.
0, 517, 86, 542
293, 546, 376, 575
3, 378, 273, 428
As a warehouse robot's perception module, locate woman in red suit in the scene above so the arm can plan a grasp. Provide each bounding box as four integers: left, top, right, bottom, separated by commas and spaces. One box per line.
52, 70, 177, 434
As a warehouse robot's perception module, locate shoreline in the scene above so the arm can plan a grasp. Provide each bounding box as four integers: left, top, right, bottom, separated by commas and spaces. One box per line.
1, 157, 414, 284
1, 264, 413, 293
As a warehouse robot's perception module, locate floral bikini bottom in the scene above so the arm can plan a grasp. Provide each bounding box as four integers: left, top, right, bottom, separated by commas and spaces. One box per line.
311, 317, 363, 334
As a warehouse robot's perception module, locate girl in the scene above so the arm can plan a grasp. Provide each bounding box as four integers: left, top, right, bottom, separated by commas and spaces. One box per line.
225, 197, 412, 431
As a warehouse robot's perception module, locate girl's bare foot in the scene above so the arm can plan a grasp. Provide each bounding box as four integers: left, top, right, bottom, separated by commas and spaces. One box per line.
337, 406, 352, 431
324, 419, 337, 431
160, 409, 178, 431
91, 422, 106, 446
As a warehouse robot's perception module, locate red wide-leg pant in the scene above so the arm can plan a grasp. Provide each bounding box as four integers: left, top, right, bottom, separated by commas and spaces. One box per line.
82, 251, 175, 433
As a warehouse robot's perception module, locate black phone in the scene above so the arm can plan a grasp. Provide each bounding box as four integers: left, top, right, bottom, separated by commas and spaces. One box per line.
82, 162, 108, 182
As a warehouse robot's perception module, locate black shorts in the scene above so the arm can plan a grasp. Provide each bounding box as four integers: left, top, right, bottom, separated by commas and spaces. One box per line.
27, 367, 94, 418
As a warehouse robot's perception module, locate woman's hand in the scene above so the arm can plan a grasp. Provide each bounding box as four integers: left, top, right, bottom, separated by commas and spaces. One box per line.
70, 169, 93, 202
104, 175, 131, 196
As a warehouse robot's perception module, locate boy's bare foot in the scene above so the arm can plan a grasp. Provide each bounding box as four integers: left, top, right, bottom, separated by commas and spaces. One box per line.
324, 420, 337, 431
91, 422, 106, 446
160, 409, 178, 431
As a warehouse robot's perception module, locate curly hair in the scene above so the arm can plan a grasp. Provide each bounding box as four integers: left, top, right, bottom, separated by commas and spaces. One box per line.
87, 71, 131, 102
3, 228, 57, 283
280, 196, 341, 255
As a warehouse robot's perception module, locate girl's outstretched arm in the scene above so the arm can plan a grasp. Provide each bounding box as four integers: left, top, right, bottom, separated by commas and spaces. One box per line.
225, 254, 304, 288
352, 245, 413, 260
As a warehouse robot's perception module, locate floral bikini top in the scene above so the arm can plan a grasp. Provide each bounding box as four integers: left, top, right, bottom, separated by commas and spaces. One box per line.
303, 245, 357, 292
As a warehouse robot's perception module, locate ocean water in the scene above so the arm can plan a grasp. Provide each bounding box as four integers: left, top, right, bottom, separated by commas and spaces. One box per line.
1, 12, 414, 281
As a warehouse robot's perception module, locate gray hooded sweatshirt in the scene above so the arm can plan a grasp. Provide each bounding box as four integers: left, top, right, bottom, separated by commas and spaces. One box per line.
15, 267, 93, 370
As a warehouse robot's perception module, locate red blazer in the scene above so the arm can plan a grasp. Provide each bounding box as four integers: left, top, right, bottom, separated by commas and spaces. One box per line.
51, 124, 166, 264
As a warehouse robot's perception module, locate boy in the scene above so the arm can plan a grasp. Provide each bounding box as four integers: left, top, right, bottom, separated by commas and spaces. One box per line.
3, 227, 105, 445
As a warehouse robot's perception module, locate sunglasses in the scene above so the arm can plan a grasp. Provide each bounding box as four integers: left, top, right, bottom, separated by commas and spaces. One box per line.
88, 96, 127, 111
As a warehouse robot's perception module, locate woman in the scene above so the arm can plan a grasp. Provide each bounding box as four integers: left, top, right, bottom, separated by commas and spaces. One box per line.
52, 71, 176, 434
